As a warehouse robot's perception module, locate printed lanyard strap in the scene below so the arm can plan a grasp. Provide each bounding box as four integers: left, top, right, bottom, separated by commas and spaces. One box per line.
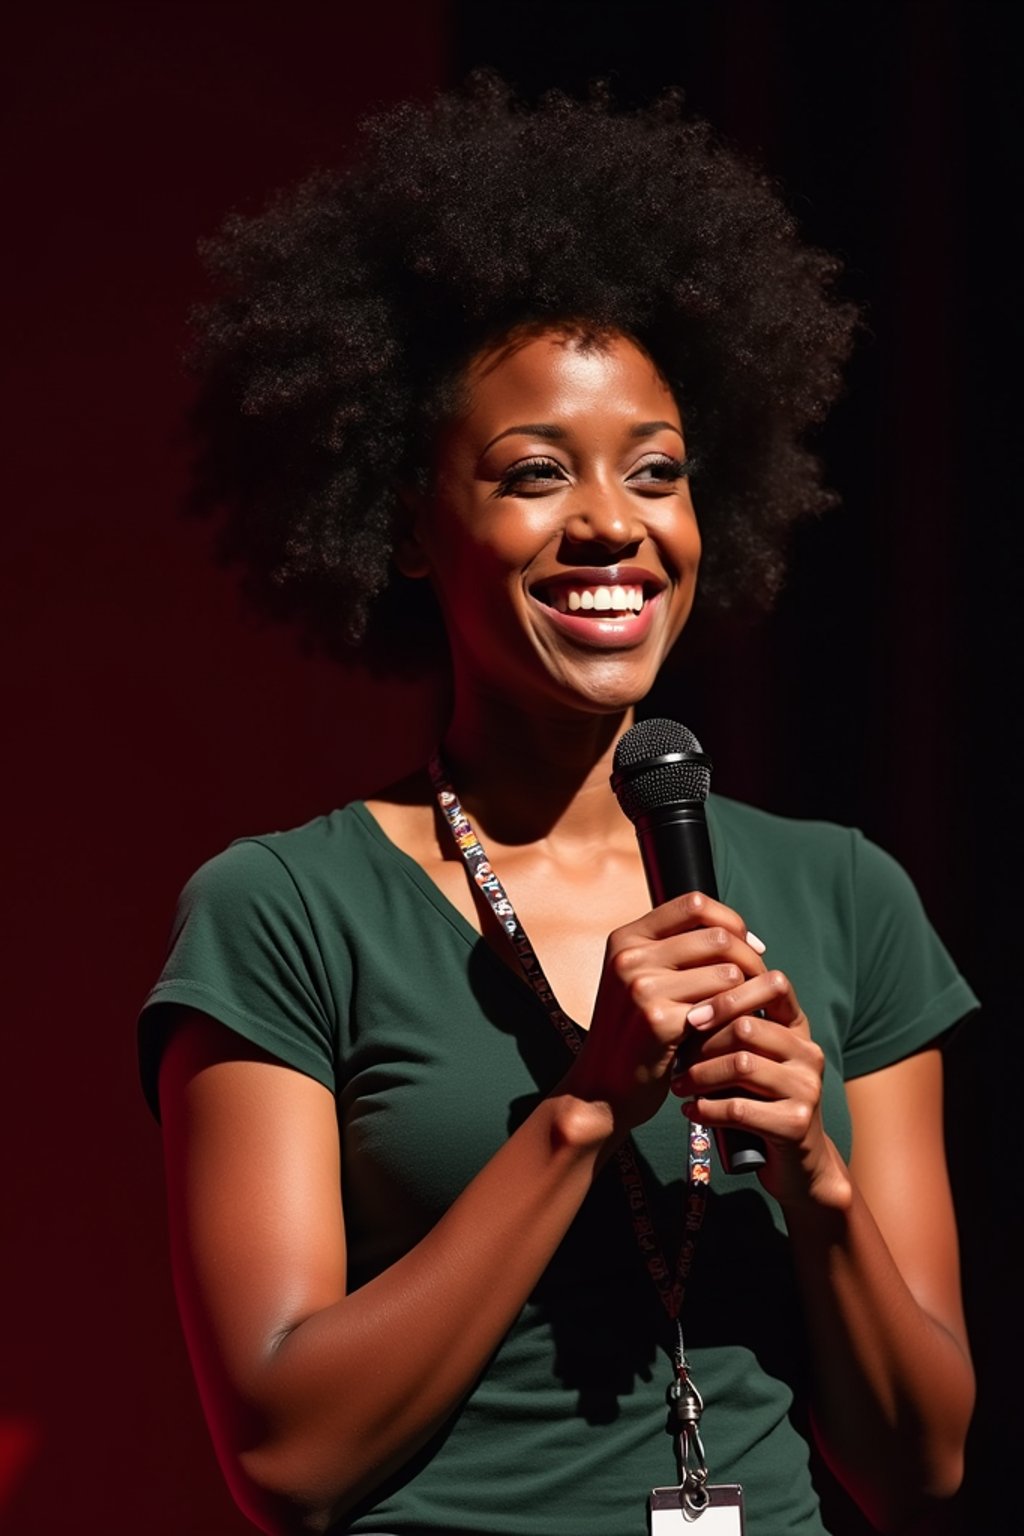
428, 752, 710, 1328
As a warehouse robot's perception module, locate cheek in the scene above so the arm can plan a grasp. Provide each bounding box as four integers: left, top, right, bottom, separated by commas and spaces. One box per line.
425, 505, 543, 594
425, 542, 520, 642
675, 519, 702, 588
678, 493, 701, 557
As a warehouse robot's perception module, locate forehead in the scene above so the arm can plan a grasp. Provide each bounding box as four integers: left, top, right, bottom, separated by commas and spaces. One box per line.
457, 329, 681, 437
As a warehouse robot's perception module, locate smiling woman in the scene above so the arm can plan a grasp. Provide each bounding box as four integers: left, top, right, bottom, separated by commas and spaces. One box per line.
140, 75, 977, 1536
396, 328, 701, 716
184, 76, 852, 672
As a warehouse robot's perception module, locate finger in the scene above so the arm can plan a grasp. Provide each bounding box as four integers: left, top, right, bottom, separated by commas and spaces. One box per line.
628, 962, 753, 1017
685, 969, 804, 1034
620, 891, 766, 948
675, 1042, 823, 1103
617, 928, 767, 991
679, 1091, 817, 1145
682, 1014, 815, 1067
671, 1015, 824, 1101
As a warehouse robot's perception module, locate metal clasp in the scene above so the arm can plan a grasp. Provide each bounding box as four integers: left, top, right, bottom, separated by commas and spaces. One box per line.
668, 1367, 708, 1503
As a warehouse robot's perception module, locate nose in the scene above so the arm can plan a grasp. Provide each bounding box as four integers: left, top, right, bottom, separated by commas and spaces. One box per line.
562, 490, 643, 554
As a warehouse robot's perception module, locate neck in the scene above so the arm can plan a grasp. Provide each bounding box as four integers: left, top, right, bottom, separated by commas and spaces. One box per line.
439, 692, 637, 848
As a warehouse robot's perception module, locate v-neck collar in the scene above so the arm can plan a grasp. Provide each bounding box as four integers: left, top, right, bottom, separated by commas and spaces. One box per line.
352, 800, 559, 1024
351, 796, 733, 1029
353, 798, 493, 953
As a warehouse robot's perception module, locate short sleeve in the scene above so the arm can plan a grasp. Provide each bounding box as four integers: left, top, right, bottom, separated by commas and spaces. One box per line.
844, 829, 978, 1078
138, 838, 340, 1118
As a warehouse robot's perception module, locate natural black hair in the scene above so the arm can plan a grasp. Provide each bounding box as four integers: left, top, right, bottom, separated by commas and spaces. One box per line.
189, 73, 857, 669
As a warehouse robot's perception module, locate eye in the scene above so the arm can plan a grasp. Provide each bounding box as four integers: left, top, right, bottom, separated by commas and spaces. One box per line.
494, 457, 569, 497
627, 454, 694, 489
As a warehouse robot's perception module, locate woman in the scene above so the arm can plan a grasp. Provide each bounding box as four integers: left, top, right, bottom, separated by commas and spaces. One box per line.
141, 78, 977, 1536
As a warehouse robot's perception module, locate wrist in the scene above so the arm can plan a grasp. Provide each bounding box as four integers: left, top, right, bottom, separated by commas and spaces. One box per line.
546, 1088, 620, 1156
774, 1137, 854, 1219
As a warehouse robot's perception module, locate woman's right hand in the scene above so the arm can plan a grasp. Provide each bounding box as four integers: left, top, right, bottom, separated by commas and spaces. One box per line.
156, 898, 763, 1533
561, 891, 767, 1136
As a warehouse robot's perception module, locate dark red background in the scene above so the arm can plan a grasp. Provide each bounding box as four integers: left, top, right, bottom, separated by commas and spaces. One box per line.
4, 3, 1018, 1532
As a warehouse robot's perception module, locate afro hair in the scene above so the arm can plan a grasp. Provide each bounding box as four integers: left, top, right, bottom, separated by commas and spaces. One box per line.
188, 73, 858, 669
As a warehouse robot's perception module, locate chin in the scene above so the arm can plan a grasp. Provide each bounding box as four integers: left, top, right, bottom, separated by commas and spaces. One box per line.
549, 659, 660, 716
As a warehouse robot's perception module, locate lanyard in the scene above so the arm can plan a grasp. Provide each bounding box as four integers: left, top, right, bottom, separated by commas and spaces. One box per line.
428, 753, 711, 1487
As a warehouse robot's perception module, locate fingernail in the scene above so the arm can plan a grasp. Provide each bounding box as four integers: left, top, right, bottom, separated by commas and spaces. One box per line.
746, 930, 767, 955
687, 1003, 715, 1026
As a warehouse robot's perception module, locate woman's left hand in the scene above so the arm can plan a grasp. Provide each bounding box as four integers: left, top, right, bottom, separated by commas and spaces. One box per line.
674, 976, 975, 1528
670, 969, 851, 1210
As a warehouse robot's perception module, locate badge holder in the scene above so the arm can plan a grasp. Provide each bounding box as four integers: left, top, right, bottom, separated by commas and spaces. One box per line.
648, 1484, 745, 1533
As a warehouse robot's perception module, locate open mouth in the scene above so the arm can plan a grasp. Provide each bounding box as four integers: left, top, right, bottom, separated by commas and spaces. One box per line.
530, 571, 664, 617
527, 571, 666, 647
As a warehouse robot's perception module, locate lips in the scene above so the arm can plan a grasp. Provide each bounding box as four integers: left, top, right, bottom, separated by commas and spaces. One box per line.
528, 566, 667, 647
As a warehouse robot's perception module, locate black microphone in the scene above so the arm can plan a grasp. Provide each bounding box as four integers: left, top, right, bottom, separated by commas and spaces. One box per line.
611, 717, 766, 1173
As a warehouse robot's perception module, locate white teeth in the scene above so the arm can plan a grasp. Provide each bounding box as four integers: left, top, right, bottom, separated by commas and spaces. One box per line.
554, 584, 646, 615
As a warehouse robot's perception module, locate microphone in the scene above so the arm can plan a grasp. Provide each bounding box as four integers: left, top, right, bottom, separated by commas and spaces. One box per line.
611, 718, 766, 1173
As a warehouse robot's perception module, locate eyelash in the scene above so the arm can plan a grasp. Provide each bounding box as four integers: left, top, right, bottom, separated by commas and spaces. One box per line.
494, 455, 695, 497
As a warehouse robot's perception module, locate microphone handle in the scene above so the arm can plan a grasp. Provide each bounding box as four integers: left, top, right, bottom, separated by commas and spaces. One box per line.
634, 803, 719, 907
632, 804, 767, 1174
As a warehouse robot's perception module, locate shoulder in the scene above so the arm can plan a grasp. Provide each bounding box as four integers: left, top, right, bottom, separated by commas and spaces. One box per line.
167, 800, 431, 972
709, 793, 853, 858
141, 806, 382, 1119
708, 794, 863, 913
231, 800, 378, 869
155, 801, 386, 1030
709, 792, 917, 901
711, 794, 978, 1077
179, 802, 383, 907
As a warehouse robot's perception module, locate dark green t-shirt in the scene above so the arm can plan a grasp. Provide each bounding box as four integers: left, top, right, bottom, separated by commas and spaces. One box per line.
139, 795, 977, 1536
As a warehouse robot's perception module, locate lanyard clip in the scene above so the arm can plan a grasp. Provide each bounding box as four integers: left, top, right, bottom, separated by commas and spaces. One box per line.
669, 1363, 700, 1419
668, 1366, 704, 1427
668, 1360, 708, 1498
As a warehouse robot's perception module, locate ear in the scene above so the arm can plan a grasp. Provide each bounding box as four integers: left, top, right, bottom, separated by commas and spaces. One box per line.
392, 487, 431, 580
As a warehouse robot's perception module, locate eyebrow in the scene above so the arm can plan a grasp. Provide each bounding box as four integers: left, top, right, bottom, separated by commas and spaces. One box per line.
631, 420, 684, 441
481, 419, 683, 454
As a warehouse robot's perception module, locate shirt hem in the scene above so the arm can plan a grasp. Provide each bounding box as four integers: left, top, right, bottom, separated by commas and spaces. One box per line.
842, 976, 979, 1080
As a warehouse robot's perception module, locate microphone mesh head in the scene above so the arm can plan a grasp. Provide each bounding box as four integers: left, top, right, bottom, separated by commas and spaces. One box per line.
612, 718, 711, 821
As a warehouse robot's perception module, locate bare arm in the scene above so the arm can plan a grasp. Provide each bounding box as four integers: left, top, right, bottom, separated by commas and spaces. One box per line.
158, 893, 764, 1535
790, 1051, 974, 1531
160, 1014, 613, 1534
672, 975, 974, 1532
